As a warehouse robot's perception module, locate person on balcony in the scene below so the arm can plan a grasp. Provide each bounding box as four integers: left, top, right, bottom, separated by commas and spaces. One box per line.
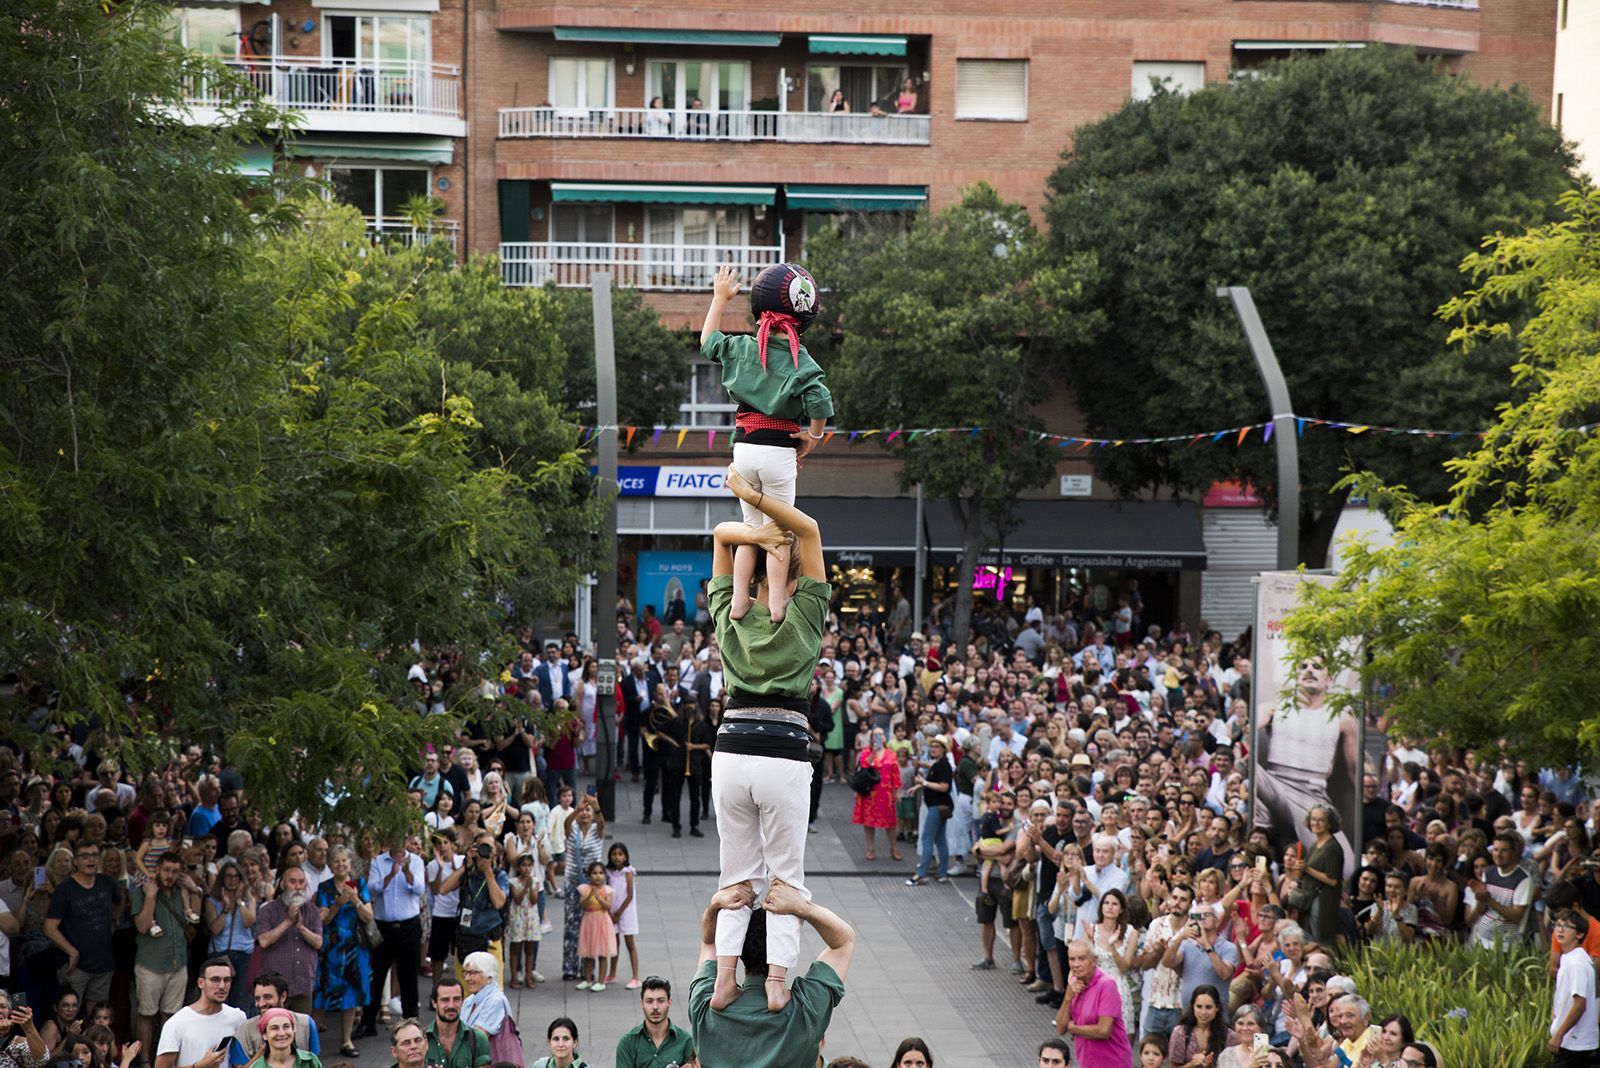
827, 89, 850, 113
644, 96, 671, 137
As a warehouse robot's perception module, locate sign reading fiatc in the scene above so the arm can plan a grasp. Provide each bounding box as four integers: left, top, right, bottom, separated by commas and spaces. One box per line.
596, 465, 728, 498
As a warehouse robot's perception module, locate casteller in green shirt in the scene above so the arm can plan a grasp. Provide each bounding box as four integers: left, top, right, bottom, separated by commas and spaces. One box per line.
687, 958, 844, 1068
701, 330, 834, 429
613, 1019, 694, 1068
708, 574, 830, 700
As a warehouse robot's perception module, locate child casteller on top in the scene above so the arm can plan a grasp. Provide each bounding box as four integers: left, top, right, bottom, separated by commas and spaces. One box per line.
700, 263, 833, 624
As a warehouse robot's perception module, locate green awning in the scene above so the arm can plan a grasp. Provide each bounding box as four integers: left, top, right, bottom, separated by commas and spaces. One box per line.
553, 27, 781, 47
808, 34, 907, 56
786, 184, 927, 212
284, 134, 454, 164
551, 182, 776, 206
234, 143, 274, 177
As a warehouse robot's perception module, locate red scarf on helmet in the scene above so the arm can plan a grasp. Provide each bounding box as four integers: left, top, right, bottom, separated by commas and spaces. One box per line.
756, 311, 801, 371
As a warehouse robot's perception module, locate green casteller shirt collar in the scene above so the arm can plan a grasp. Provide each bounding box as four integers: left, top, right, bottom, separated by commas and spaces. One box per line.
687, 959, 844, 1068
614, 1020, 694, 1068
701, 331, 834, 423
708, 574, 831, 700
425, 1021, 491, 1068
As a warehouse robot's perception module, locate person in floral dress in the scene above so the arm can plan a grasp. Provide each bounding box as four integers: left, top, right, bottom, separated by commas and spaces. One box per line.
852, 727, 902, 862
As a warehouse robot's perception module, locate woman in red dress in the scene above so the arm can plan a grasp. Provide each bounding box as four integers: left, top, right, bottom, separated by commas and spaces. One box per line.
852, 726, 902, 861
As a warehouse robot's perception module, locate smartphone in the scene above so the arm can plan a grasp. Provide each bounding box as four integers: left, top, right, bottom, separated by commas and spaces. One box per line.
1253, 1033, 1269, 1053
214, 1039, 234, 1054
1256, 855, 1268, 874
1365, 1024, 1382, 1046
13, 992, 26, 1010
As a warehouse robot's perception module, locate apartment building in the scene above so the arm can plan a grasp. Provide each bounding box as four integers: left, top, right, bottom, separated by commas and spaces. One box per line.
169, 0, 1555, 631
1555, 0, 1600, 178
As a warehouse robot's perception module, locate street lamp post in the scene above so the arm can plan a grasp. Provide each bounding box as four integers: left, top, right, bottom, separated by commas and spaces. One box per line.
592, 273, 619, 821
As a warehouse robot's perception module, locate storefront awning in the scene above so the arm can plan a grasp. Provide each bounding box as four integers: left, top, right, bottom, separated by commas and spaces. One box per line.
800, 497, 920, 568
553, 27, 781, 47
808, 34, 907, 56
926, 500, 1208, 571
550, 181, 776, 206
284, 134, 454, 164
234, 143, 275, 177
786, 184, 927, 212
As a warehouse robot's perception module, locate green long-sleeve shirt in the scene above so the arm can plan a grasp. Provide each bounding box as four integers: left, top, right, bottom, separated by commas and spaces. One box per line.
701, 330, 834, 424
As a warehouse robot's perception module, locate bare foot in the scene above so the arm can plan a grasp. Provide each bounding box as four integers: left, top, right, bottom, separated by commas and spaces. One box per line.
730, 596, 751, 621
766, 976, 791, 1013
709, 965, 739, 1011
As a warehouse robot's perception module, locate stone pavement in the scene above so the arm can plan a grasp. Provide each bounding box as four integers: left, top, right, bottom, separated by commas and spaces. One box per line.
348, 777, 1059, 1067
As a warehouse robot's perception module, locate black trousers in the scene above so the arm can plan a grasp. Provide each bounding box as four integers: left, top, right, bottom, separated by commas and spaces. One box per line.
809, 755, 825, 822
642, 744, 662, 817
361, 916, 422, 1028
1552, 1049, 1597, 1068
662, 765, 687, 829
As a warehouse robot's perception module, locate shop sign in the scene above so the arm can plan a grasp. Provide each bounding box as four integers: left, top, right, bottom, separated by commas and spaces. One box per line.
1059, 475, 1093, 497
973, 550, 1203, 570
835, 551, 877, 566
973, 565, 1014, 600
635, 551, 713, 618
594, 465, 729, 497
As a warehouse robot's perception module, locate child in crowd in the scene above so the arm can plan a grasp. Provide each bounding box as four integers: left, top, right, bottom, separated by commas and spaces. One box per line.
133, 810, 173, 884
575, 861, 615, 992
700, 262, 833, 624
604, 843, 640, 989
975, 805, 1007, 902
507, 852, 543, 988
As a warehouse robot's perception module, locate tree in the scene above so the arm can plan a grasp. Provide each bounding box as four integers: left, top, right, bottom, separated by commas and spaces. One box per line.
804, 186, 1101, 652
1281, 189, 1600, 765
547, 285, 695, 443
0, 0, 591, 831
1046, 47, 1577, 566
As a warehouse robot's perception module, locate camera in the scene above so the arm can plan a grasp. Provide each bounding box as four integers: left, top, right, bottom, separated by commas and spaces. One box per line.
476, 844, 493, 860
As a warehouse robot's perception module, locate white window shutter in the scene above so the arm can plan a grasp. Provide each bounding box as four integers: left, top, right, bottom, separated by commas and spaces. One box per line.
955, 59, 1028, 120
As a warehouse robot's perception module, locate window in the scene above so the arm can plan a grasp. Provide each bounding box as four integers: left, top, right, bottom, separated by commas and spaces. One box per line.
647, 60, 750, 112
806, 64, 908, 113
678, 360, 736, 428
326, 13, 431, 67
1131, 61, 1204, 101
325, 166, 428, 220
954, 59, 1028, 121
645, 207, 747, 248
165, 7, 239, 56
551, 57, 611, 110
550, 204, 614, 244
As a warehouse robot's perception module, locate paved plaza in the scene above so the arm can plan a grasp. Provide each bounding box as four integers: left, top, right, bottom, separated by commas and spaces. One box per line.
348, 777, 1050, 1067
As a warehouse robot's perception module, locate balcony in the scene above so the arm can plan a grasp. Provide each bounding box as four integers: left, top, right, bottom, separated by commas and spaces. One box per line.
500, 242, 783, 290
498, 106, 930, 146
183, 56, 467, 138
365, 216, 460, 253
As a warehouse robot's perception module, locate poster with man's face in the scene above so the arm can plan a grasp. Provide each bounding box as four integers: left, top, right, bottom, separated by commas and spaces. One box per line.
1250, 571, 1362, 874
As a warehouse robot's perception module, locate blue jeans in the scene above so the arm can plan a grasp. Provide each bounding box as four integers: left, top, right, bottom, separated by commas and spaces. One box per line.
1142, 1004, 1179, 1040
915, 805, 951, 878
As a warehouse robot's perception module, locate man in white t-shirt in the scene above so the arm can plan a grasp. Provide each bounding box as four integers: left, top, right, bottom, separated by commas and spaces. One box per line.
156, 956, 248, 1068
1550, 910, 1599, 1064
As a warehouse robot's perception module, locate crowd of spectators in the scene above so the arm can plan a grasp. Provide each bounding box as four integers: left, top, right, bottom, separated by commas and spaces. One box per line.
1, 574, 1596, 1068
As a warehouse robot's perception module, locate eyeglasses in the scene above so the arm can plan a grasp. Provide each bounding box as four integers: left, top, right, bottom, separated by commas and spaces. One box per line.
1401, 1059, 1428, 1068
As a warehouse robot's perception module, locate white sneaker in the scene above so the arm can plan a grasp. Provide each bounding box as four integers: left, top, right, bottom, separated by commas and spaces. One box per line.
531, 970, 545, 983
388, 996, 402, 1016
576, 980, 592, 991
590, 982, 606, 993
540, 920, 553, 933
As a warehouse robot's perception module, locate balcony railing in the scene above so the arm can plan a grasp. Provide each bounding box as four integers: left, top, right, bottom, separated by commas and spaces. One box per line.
184, 55, 463, 127
365, 216, 459, 252
500, 242, 784, 290
498, 106, 930, 146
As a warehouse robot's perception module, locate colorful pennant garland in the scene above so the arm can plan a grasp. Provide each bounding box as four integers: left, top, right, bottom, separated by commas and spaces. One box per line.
566, 418, 1600, 451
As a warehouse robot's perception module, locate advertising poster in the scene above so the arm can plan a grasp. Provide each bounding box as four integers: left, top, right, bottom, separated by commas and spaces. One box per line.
1250, 571, 1362, 877
636, 551, 713, 628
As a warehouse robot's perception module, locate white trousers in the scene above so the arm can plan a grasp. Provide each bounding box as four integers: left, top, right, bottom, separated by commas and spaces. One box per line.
711, 750, 813, 968
731, 442, 797, 527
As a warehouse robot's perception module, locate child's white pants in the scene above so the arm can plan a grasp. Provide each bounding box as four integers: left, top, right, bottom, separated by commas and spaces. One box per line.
731, 442, 797, 526
711, 750, 813, 967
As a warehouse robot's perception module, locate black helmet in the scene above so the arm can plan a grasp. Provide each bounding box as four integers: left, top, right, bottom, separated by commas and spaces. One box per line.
749, 263, 819, 332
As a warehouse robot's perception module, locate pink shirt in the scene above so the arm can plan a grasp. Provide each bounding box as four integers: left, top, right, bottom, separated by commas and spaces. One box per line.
1070, 968, 1131, 1068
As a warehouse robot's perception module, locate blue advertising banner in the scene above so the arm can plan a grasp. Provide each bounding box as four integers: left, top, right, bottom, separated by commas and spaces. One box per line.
636, 551, 713, 624
594, 465, 728, 497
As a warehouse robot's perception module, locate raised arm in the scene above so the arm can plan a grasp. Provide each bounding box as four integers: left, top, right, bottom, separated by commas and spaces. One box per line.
698, 882, 756, 963
724, 466, 824, 581
701, 266, 740, 347
712, 520, 794, 578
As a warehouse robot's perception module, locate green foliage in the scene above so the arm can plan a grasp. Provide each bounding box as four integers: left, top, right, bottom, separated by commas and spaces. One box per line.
1283, 189, 1600, 765
804, 185, 1102, 649
1046, 47, 1578, 565
547, 285, 695, 441
0, 0, 589, 834
1340, 939, 1553, 1067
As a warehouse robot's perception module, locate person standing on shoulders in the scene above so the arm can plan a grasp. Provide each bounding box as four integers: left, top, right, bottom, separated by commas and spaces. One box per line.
1550, 910, 1600, 1066
614, 978, 694, 1068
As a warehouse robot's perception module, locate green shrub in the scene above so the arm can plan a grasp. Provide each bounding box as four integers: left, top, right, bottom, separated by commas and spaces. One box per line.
1339, 939, 1552, 1067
